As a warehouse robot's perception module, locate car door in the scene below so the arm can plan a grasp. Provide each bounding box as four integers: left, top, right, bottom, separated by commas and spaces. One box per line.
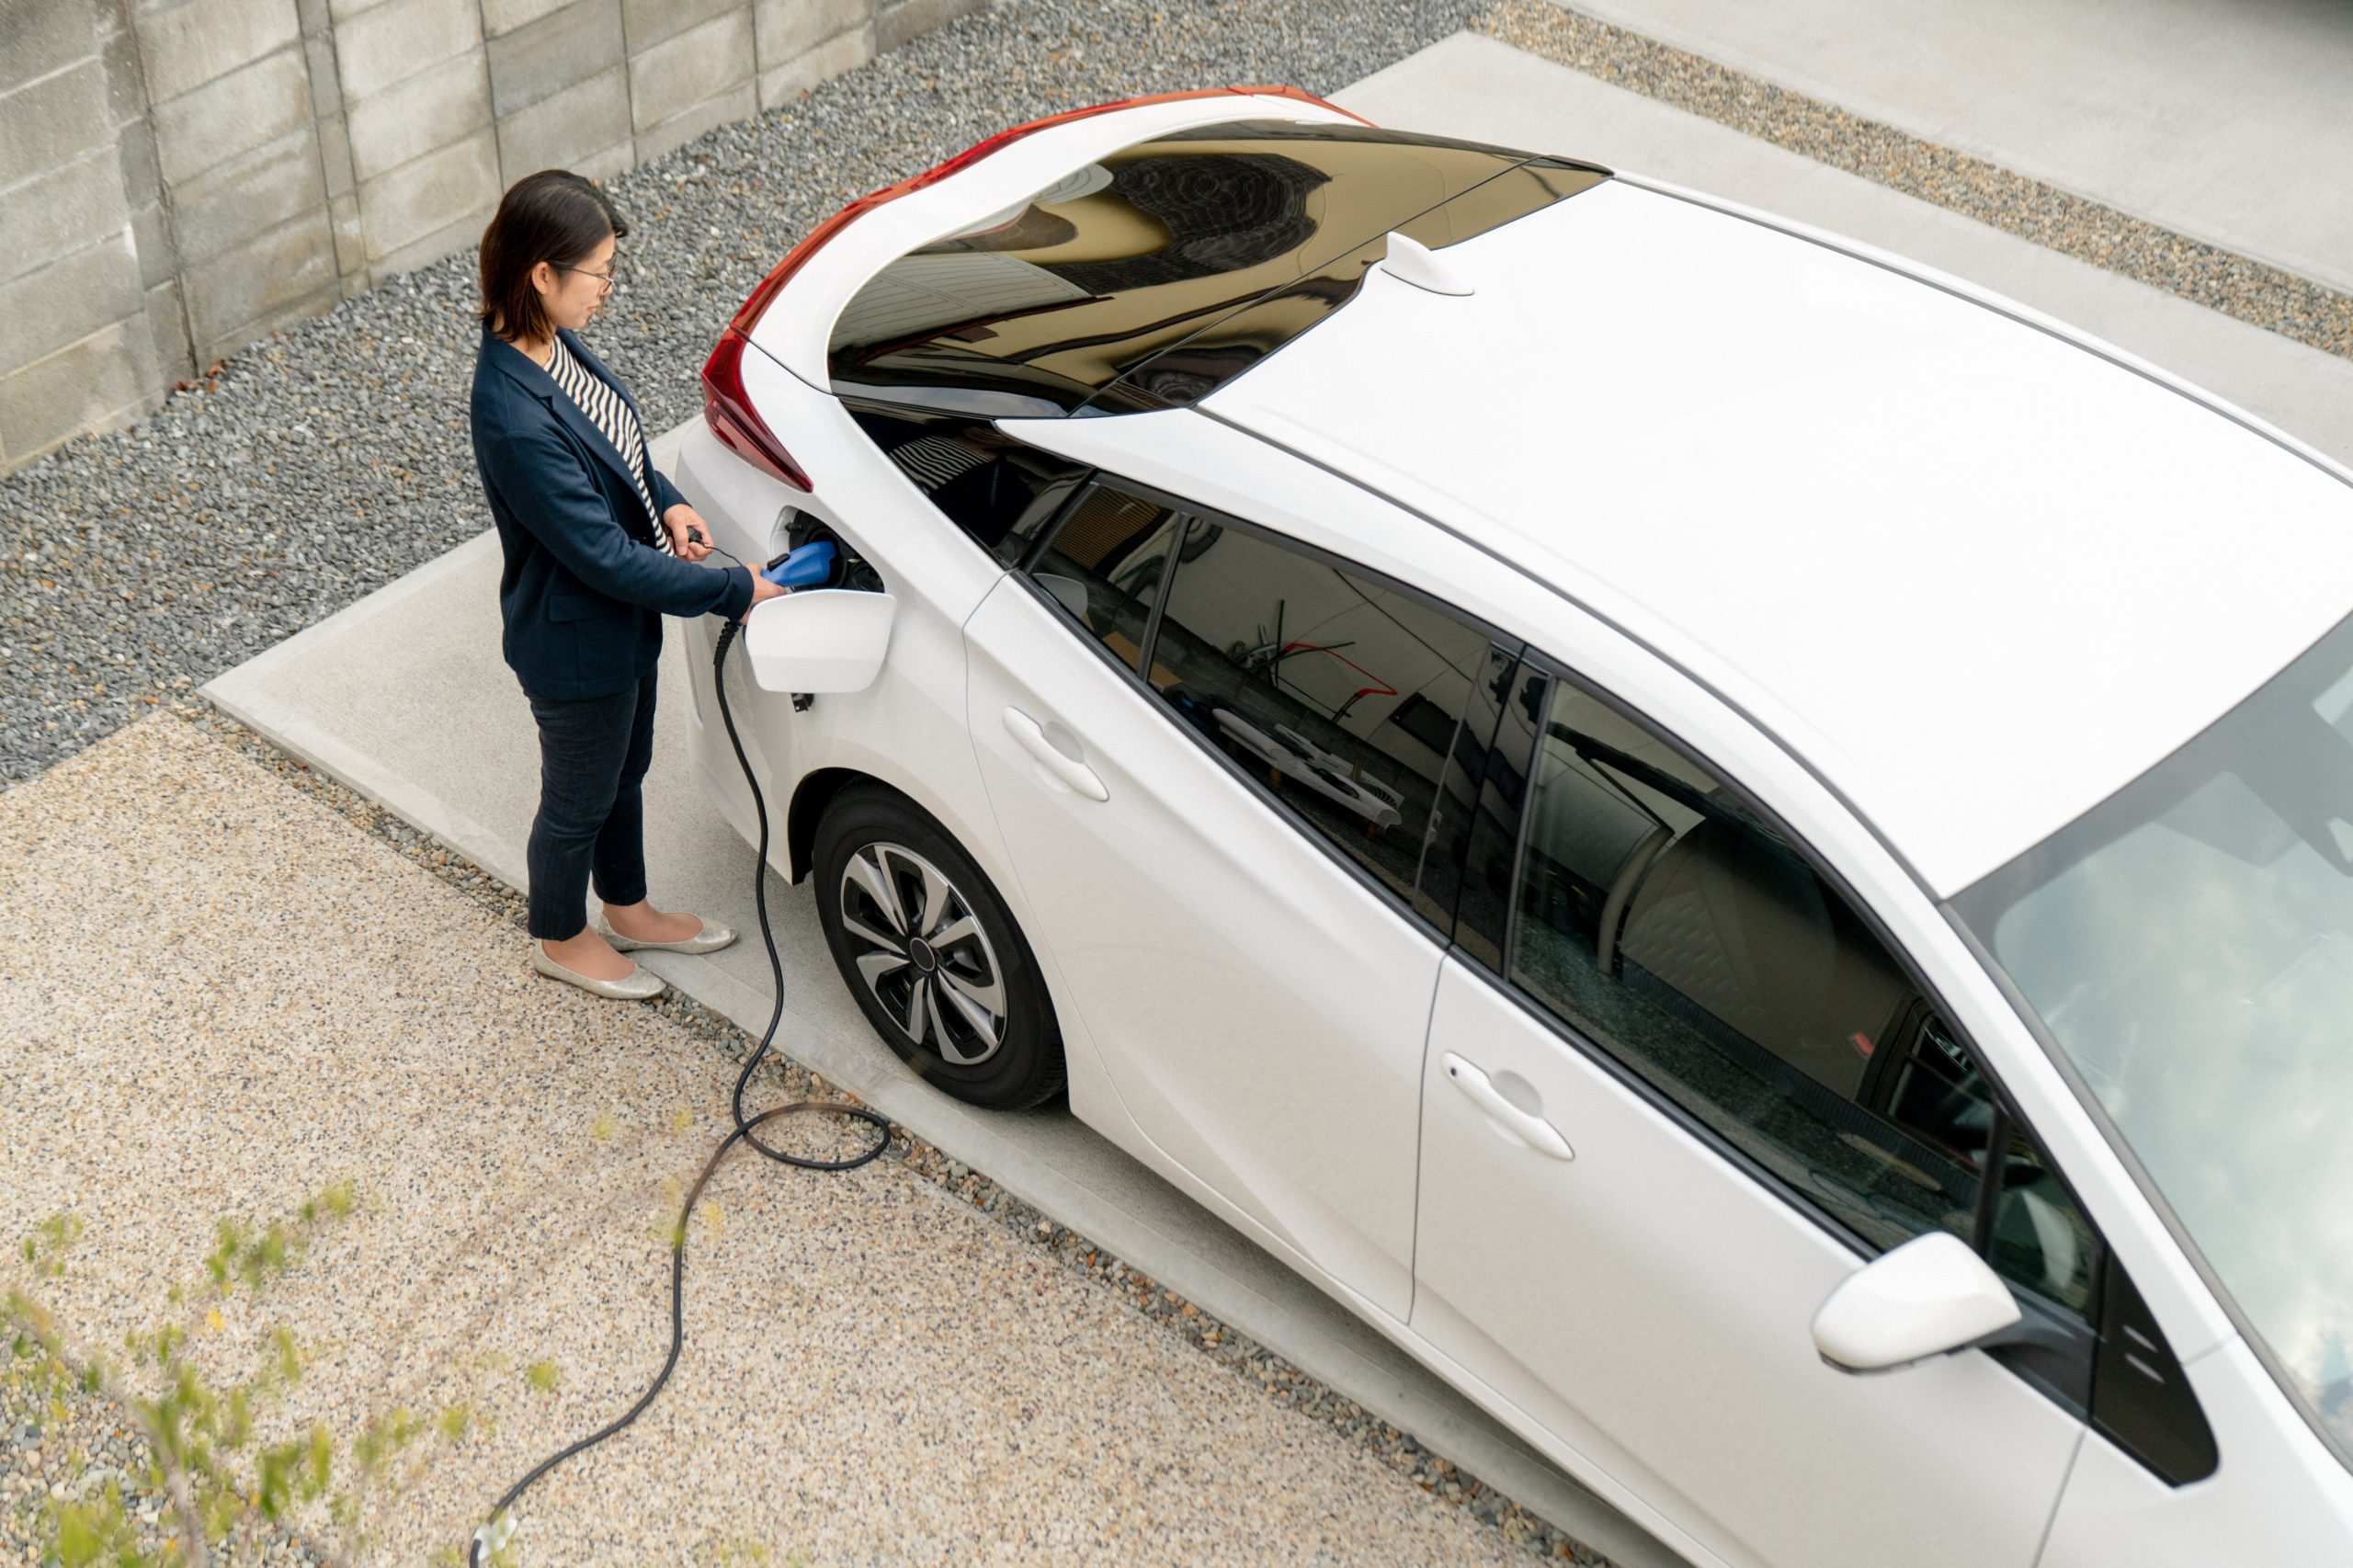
1411, 655, 2094, 1568
962, 477, 1513, 1318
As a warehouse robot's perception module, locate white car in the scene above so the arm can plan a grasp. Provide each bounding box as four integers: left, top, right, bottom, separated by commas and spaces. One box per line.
670, 86, 2353, 1568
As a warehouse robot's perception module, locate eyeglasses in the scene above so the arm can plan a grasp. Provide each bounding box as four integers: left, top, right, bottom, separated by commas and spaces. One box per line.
558, 258, 625, 291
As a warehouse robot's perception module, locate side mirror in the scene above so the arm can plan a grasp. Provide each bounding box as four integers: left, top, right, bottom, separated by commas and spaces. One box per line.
1811, 1232, 2021, 1372
743, 590, 896, 694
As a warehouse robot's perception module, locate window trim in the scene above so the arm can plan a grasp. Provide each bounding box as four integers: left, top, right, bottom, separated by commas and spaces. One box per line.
1483, 648, 2108, 1409
1010, 472, 1514, 950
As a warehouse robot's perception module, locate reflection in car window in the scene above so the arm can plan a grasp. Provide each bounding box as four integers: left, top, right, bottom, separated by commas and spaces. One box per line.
1116, 517, 1494, 924
1027, 483, 1188, 675
1509, 675, 2094, 1309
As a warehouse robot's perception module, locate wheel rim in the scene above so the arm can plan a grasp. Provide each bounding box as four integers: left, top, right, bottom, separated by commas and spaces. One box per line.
837, 840, 1008, 1067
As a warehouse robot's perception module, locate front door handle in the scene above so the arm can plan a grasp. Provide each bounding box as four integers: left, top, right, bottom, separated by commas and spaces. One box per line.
1443, 1052, 1574, 1161
1003, 707, 1109, 801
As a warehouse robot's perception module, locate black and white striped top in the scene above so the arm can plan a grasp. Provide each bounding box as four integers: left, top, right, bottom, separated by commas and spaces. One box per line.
546, 335, 671, 555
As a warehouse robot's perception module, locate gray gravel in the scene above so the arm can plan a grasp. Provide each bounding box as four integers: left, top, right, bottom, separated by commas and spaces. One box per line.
0, 0, 1487, 786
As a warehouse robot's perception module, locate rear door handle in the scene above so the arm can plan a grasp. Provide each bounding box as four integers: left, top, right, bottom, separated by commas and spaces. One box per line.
1443, 1052, 1574, 1161
1003, 707, 1109, 801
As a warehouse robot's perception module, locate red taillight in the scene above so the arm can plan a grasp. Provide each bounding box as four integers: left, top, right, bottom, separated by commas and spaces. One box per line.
700, 328, 811, 491
727, 85, 1370, 335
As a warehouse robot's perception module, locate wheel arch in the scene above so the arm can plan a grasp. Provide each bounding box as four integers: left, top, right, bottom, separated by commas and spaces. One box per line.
785, 766, 875, 883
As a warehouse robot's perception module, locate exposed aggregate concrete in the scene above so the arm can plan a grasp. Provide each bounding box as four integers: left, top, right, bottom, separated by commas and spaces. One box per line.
0, 705, 1608, 1564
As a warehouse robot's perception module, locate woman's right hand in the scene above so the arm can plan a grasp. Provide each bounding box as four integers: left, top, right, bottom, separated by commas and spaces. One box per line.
742, 566, 787, 620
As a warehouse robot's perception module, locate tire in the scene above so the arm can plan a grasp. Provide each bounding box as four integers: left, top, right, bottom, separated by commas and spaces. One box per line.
812, 783, 1065, 1110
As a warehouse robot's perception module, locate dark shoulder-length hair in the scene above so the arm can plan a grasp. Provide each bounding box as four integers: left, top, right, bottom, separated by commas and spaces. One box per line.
478, 170, 629, 342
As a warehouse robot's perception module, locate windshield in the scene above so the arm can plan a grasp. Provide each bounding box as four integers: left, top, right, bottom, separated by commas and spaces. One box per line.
1952, 609, 2353, 1465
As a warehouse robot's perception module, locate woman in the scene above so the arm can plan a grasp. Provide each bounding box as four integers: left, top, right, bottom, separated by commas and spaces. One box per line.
471, 169, 786, 1000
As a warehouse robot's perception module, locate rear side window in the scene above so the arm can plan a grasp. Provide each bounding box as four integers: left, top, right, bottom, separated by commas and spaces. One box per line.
1027, 482, 1194, 675
1074, 508, 1497, 926
1506, 669, 2097, 1315
844, 400, 1087, 565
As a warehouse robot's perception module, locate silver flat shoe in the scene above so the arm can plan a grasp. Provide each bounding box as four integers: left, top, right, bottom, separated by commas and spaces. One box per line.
529, 942, 667, 1000
597, 916, 738, 956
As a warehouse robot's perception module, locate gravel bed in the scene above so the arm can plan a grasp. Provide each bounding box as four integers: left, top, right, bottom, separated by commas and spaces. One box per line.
0, 0, 1489, 788
1477, 1, 2353, 358
165, 697, 1610, 1565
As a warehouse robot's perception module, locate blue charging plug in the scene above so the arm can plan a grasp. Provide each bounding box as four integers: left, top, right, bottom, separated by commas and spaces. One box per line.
762, 540, 836, 590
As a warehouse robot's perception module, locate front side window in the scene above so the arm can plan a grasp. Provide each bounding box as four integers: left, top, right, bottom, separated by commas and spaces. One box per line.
1508, 671, 2095, 1312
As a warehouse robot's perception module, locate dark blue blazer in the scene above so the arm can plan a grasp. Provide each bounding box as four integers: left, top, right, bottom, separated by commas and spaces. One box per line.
471, 324, 754, 700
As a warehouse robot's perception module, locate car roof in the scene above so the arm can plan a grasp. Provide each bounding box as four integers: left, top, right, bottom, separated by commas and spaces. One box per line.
1194, 176, 2353, 896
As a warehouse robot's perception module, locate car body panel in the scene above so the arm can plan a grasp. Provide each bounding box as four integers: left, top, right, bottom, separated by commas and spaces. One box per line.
1417, 954, 2084, 1568
1198, 176, 2353, 898
962, 571, 1435, 1317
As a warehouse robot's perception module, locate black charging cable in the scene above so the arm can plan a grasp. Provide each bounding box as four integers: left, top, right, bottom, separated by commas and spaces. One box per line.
466, 558, 892, 1563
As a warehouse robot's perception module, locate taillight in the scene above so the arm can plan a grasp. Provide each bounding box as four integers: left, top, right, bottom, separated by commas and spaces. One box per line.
700, 328, 811, 491
727, 85, 1370, 335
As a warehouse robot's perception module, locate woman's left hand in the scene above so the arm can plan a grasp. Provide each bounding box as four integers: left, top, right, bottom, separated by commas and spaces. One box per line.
661, 503, 715, 562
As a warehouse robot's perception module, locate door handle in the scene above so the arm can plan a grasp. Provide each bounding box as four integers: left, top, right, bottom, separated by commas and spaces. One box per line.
1003, 707, 1109, 801
1442, 1052, 1574, 1161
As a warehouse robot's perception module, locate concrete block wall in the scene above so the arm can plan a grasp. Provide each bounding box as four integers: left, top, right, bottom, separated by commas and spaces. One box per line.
0, 0, 978, 472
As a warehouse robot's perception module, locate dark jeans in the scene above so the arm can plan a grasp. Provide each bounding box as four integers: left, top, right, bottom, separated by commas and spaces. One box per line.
523, 665, 657, 940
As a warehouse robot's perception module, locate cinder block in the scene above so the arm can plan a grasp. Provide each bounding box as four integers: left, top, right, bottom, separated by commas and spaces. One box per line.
151, 45, 310, 186
317, 108, 357, 196
134, 0, 301, 106
480, 0, 573, 37
874, 0, 983, 52
168, 126, 327, 263
115, 115, 159, 205
756, 20, 868, 111
495, 62, 628, 177
145, 278, 194, 383
0, 234, 142, 373
633, 77, 752, 164
131, 199, 176, 286
0, 317, 162, 465
627, 7, 752, 133
569, 136, 631, 185
373, 201, 495, 277
301, 27, 341, 117
0, 147, 130, 286
487, 0, 622, 118
622, 0, 742, 53
358, 127, 499, 263
328, 188, 365, 273
754, 0, 863, 68
182, 208, 336, 352
0, 59, 114, 188
0, 0, 99, 96
334, 0, 480, 103
346, 47, 490, 182
97, 14, 150, 124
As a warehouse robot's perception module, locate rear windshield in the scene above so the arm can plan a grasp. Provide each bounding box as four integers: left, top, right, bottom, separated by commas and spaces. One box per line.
826, 120, 1603, 415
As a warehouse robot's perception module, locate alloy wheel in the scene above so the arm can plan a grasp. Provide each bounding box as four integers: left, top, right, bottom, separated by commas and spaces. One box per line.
836, 840, 1008, 1066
